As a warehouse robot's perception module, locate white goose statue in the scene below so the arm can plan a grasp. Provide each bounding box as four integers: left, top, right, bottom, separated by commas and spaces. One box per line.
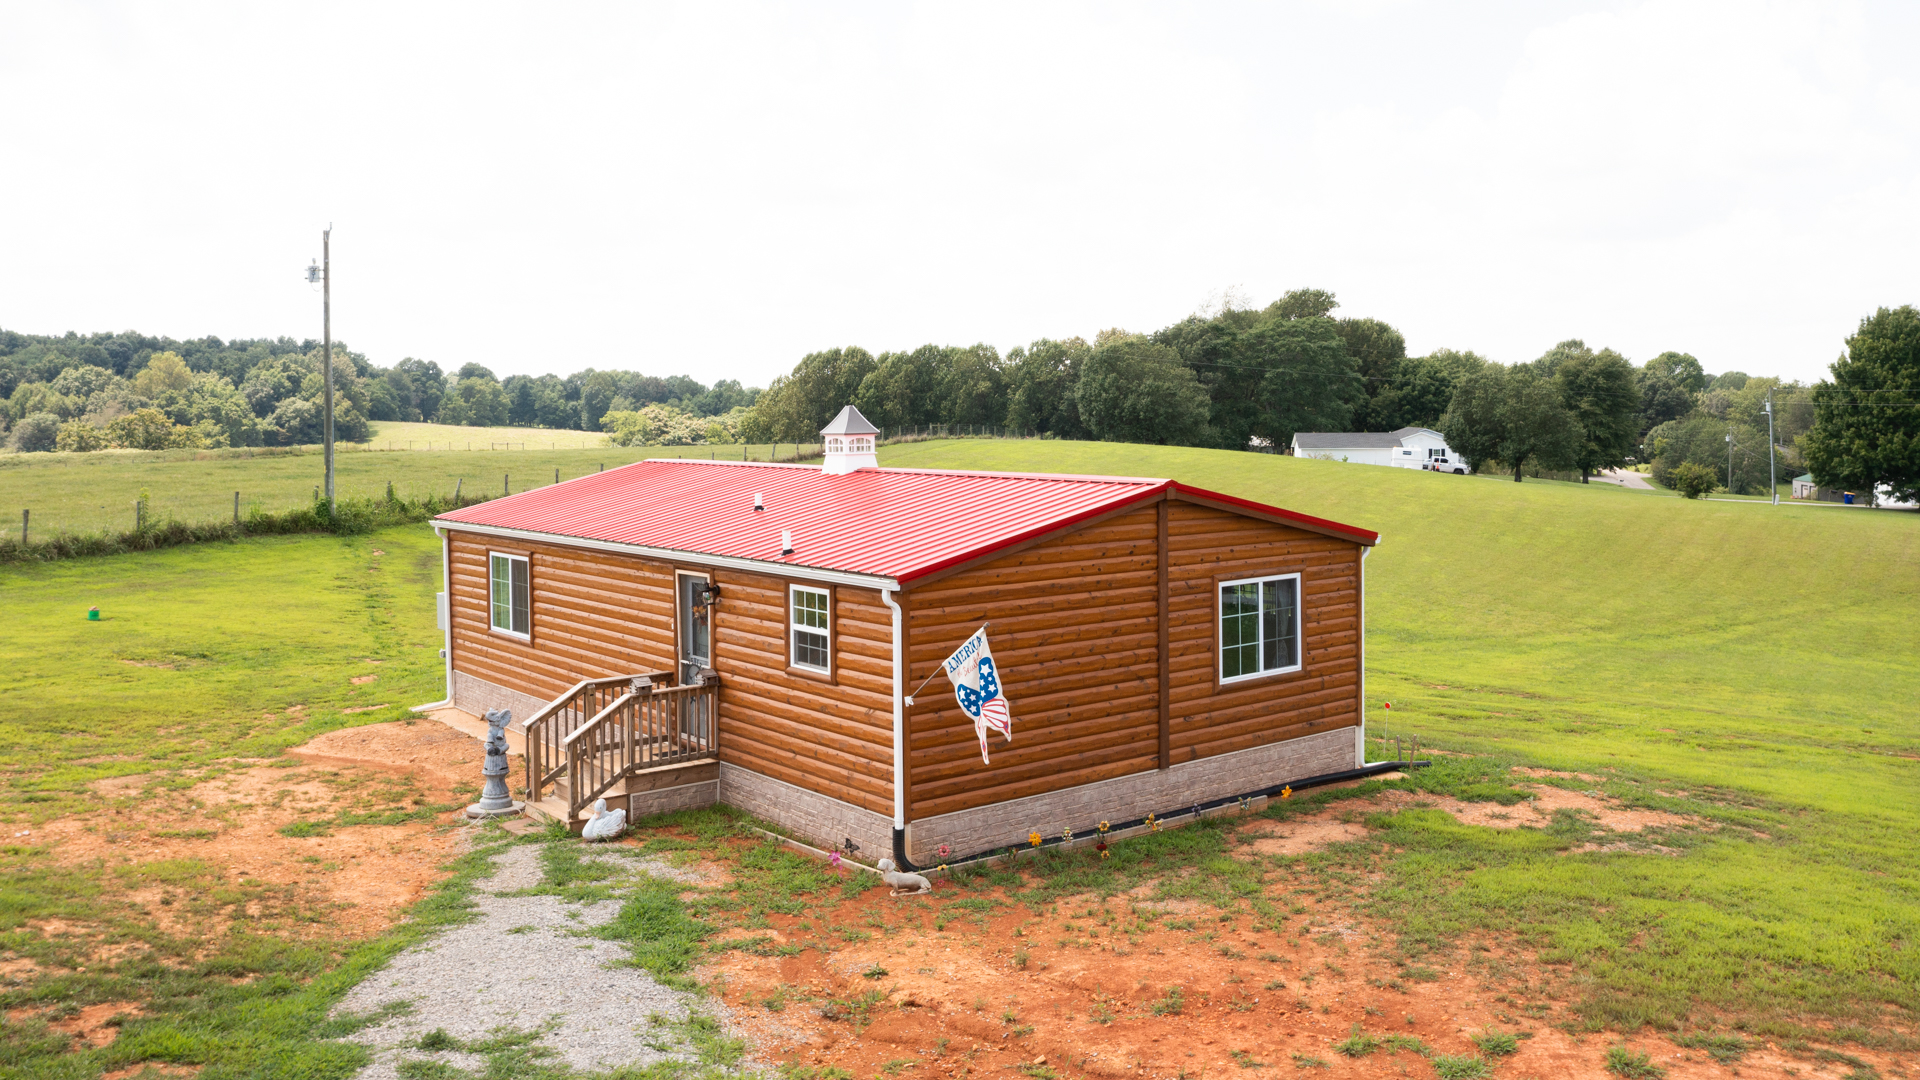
580, 797, 626, 842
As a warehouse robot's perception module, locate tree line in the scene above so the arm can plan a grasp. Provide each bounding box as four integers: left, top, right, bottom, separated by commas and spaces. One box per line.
0, 328, 756, 453
8, 300, 1913, 505
742, 288, 1835, 493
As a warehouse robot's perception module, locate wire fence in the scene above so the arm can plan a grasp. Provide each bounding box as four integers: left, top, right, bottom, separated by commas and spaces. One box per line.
0, 429, 1052, 542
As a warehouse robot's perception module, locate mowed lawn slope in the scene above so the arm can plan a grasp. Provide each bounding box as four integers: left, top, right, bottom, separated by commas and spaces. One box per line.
883, 439, 1920, 1030
0, 525, 447, 799
0, 437, 805, 538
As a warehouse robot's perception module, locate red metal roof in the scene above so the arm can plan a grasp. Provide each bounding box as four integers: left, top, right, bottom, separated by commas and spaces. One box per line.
434, 460, 1377, 584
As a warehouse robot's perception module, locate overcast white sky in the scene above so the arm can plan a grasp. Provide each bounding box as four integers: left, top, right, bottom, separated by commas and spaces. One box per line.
3, 1, 1917, 387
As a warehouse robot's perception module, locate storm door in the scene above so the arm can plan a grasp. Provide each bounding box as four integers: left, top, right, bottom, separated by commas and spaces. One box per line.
677, 572, 712, 685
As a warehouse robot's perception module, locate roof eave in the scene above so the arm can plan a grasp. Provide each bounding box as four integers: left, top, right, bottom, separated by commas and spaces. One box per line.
1170, 482, 1380, 546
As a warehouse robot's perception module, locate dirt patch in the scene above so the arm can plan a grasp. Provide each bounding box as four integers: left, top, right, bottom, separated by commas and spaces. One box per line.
695, 872, 1900, 1080
8, 1001, 141, 1048
350, 674, 378, 685
1238, 782, 1698, 852
36, 718, 512, 957
102, 1064, 199, 1079
1513, 766, 1607, 783
688, 773, 1772, 1076
1240, 818, 1369, 855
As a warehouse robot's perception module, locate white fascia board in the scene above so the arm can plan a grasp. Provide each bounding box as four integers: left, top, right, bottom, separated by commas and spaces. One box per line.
433, 521, 900, 592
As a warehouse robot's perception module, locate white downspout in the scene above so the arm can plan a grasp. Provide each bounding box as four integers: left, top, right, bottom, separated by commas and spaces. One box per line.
1357, 544, 1371, 767
412, 525, 456, 712
881, 587, 905, 831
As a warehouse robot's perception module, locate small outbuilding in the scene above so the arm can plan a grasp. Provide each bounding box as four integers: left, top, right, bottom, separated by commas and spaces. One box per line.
1292, 426, 1462, 472
431, 406, 1384, 864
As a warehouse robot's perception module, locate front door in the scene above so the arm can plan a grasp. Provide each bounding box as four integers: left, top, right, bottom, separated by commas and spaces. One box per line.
677, 572, 711, 685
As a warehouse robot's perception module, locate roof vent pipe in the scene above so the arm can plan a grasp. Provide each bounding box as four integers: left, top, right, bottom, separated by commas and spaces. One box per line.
781, 529, 793, 556
753, 492, 764, 512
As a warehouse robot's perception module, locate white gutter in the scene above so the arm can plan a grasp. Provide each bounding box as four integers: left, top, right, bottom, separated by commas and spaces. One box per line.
881, 587, 905, 830
433, 520, 899, 593
411, 524, 457, 713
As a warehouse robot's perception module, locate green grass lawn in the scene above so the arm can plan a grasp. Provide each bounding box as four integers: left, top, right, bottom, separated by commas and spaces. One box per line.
2, 437, 1917, 1069
877, 439, 1920, 1037
0, 434, 820, 539
0, 524, 447, 805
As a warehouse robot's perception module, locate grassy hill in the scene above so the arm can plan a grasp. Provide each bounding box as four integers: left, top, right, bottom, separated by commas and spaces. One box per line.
877, 439, 1920, 1030
0, 431, 812, 538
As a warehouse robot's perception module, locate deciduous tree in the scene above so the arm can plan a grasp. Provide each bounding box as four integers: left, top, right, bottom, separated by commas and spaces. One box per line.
1555, 347, 1640, 481
1801, 305, 1920, 504
1076, 339, 1210, 445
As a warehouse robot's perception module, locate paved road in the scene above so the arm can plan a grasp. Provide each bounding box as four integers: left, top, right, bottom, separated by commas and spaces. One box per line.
1594, 468, 1655, 490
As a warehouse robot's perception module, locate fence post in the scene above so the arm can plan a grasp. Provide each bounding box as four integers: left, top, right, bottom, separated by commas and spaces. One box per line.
454, 478, 462, 502
554, 467, 559, 485
504, 472, 510, 495
233, 491, 239, 524
20, 509, 26, 547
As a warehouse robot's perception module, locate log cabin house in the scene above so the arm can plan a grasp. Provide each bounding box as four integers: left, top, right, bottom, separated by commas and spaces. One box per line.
430, 407, 1384, 865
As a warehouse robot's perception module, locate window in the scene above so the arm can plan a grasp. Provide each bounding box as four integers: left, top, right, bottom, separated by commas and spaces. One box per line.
489, 553, 530, 637
1219, 574, 1300, 682
826, 437, 845, 454
790, 585, 830, 673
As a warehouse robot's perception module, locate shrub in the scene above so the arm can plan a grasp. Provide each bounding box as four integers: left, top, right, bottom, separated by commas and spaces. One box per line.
7, 412, 61, 452
1667, 461, 1718, 499
54, 420, 109, 452
106, 407, 185, 450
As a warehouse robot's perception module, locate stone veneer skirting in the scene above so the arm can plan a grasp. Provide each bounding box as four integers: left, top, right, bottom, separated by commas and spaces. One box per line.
716, 763, 896, 862
452, 670, 552, 728
622, 780, 719, 819
903, 726, 1359, 864
454, 672, 1358, 862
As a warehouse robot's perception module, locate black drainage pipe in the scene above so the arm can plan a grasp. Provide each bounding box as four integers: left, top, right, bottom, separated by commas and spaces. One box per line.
890, 758, 1429, 873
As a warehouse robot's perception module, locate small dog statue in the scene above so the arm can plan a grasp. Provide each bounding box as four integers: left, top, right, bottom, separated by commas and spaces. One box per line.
875, 858, 933, 896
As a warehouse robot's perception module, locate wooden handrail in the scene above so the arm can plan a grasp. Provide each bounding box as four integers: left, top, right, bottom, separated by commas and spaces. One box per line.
521, 669, 673, 804
521, 674, 650, 732
563, 677, 719, 818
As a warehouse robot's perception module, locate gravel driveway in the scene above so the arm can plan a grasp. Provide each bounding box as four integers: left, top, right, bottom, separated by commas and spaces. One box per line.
334, 840, 746, 1078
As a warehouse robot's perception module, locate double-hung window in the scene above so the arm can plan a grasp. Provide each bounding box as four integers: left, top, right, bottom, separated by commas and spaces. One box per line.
1219, 573, 1300, 682
790, 585, 831, 673
489, 553, 530, 638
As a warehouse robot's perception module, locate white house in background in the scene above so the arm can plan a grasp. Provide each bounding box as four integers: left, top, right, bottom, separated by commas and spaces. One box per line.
1291, 427, 1464, 472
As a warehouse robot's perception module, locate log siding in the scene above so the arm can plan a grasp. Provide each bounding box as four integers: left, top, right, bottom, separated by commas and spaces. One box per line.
897, 496, 1363, 821
444, 530, 896, 818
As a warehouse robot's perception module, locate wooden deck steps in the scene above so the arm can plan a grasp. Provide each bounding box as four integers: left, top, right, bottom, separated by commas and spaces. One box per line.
523, 794, 578, 831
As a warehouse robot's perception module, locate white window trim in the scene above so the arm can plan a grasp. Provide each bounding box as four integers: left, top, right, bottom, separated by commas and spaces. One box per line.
488, 551, 531, 640
1218, 572, 1303, 684
789, 583, 832, 675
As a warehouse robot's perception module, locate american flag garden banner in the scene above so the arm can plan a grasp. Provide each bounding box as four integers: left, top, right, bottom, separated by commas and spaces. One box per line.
943, 627, 1012, 764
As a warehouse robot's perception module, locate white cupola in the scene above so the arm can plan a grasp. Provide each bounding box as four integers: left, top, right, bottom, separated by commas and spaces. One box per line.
819, 405, 880, 474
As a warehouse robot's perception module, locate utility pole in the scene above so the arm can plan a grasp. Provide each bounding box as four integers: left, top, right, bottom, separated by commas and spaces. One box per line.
1726, 424, 1734, 493
307, 227, 334, 510
1765, 391, 1777, 505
